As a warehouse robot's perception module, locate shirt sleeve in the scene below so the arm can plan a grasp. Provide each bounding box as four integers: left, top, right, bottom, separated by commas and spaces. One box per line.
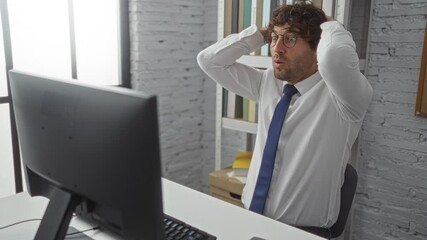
317, 21, 373, 122
197, 25, 266, 101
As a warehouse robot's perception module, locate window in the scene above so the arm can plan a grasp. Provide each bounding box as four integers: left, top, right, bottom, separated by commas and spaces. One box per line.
0, 0, 129, 198
0, 104, 14, 198
73, 0, 121, 85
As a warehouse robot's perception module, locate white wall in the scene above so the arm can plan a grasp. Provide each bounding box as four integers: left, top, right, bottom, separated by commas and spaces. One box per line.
352, 0, 427, 239
200, 0, 220, 193
129, 0, 218, 192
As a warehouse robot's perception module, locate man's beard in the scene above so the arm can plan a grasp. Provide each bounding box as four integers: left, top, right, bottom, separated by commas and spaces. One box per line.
272, 53, 294, 81
272, 53, 316, 84
274, 67, 292, 81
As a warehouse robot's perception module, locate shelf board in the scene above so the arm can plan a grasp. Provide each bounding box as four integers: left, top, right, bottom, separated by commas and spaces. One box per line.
236, 55, 271, 69
222, 117, 257, 134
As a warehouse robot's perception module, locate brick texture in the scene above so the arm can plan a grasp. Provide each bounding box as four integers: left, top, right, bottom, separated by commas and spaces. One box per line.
352, 0, 427, 239
129, 0, 218, 192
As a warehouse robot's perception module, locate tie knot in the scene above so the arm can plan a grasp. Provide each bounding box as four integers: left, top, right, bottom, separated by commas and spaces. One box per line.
283, 84, 298, 96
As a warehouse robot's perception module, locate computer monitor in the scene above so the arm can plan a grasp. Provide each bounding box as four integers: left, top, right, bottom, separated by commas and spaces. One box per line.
9, 70, 165, 240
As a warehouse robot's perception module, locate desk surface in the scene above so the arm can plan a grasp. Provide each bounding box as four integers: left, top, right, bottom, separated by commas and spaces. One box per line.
0, 178, 324, 240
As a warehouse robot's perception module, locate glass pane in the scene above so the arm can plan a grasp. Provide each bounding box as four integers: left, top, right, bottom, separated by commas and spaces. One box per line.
73, 0, 120, 85
0, 104, 15, 197
0, 17, 8, 97
8, 0, 71, 79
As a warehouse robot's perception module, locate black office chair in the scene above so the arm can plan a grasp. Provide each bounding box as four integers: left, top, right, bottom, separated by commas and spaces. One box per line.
298, 163, 358, 239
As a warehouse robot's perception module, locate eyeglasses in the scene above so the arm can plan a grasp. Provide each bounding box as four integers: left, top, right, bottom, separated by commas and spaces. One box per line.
270, 32, 300, 48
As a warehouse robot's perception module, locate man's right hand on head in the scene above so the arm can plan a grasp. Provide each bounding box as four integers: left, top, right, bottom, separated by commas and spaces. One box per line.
259, 27, 270, 44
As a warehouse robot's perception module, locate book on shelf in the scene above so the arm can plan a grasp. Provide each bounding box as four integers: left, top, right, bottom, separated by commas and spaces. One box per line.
238, 0, 245, 32
224, 0, 233, 36
248, 100, 257, 122
232, 151, 253, 177
243, 98, 250, 121
222, 89, 228, 116
224, 0, 239, 37
240, 97, 258, 122
243, 0, 252, 29
226, 91, 243, 118
242, 97, 257, 122
251, 0, 263, 28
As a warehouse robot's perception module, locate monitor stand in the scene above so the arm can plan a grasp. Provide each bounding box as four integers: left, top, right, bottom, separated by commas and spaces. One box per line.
34, 187, 80, 240
66, 227, 94, 240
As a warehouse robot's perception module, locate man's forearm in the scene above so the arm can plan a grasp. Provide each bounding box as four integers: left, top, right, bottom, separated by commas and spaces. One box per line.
197, 25, 265, 70
197, 25, 265, 101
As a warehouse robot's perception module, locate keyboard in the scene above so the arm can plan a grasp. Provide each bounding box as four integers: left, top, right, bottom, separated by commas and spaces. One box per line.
164, 215, 217, 240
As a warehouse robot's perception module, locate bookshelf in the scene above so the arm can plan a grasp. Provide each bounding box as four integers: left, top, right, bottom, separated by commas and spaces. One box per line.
222, 117, 257, 134
214, 0, 352, 170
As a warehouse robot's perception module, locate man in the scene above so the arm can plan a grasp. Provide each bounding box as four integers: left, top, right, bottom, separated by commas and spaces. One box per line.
197, 3, 372, 228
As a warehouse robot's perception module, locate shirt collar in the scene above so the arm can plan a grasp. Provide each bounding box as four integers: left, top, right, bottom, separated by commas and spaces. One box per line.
283, 71, 321, 96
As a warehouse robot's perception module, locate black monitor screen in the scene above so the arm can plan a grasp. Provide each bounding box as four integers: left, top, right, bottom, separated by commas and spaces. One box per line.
9, 69, 164, 240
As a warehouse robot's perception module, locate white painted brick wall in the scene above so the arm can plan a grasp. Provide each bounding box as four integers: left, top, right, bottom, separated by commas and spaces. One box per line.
129, 0, 217, 191
200, 0, 219, 193
352, 0, 427, 239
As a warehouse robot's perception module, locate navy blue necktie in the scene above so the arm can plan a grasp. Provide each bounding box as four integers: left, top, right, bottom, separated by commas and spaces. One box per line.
249, 84, 298, 214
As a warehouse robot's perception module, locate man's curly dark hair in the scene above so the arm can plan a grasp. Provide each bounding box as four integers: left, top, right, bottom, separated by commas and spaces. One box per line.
267, 2, 327, 50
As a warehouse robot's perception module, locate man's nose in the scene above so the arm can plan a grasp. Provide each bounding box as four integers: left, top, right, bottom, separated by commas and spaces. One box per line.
272, 36, 286, 53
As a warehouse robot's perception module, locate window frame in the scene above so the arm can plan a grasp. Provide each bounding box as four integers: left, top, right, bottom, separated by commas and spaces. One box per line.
0, 0, 130, 193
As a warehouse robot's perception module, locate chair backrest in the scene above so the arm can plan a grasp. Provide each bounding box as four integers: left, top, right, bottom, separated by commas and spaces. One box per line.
329, 163, 358, 238
298, 163, 358, 239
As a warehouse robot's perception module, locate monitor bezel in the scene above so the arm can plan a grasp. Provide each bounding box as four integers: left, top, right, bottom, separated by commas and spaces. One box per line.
9, 69, 165, 240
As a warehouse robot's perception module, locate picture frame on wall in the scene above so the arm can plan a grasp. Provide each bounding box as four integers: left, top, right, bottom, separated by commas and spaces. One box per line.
415, 23, 427, 117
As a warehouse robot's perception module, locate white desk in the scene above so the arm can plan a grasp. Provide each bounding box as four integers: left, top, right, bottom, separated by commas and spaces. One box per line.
0, 178, 325, 240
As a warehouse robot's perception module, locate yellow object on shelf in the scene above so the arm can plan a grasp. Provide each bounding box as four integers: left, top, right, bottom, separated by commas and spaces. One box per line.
232, 151, 252, 176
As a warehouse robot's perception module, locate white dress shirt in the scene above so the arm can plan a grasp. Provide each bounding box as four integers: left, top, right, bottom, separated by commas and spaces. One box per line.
197, 21, 373, 228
